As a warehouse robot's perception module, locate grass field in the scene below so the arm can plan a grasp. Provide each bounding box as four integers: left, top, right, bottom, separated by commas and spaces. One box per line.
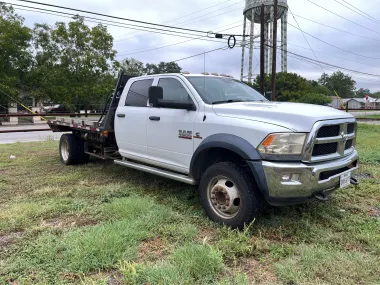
0, 124, 379, 284
356, 114, 380, 119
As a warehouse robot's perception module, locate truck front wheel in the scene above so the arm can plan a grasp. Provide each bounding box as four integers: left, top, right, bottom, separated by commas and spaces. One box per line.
59, 134, 89, 165
199, 162, 262, 229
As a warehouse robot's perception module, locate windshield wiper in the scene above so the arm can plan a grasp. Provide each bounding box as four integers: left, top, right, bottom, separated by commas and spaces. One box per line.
212, 99, 247, 105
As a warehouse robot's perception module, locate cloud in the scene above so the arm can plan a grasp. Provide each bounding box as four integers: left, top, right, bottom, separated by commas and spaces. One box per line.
10, 0, 380, 92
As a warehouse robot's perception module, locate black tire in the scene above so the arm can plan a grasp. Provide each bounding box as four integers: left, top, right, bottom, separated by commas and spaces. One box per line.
59, 134, 89, 165
199, 161, 262, 229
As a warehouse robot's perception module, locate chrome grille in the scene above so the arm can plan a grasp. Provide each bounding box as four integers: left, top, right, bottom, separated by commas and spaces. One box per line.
303, 119, 357, 163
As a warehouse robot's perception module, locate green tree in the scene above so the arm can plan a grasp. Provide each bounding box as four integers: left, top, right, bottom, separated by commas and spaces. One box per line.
253, 72, 313, 101
0, 4, 32, 100
119, 58, 145, 76
312, 84, 331, 96
372, 91, 380, 99
28, 17, 117, 111
250, 72, 333, 105
119, 58, 182, 76
355, 88, 372, 98
145, 61, 182, 74
318, 71, 356, 98
297, 93, 332, 105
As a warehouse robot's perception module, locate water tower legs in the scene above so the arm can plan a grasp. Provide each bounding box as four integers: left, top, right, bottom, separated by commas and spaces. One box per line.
281, 12, 288, 72
248, 19, 254, 83
264, 22, 269, 74
240, 16, 247, 81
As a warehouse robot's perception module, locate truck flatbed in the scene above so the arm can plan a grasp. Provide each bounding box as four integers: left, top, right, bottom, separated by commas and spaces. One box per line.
47, 73, 134, 160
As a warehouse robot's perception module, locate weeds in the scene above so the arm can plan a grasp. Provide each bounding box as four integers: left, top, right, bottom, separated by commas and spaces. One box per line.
0, 124, 379, 284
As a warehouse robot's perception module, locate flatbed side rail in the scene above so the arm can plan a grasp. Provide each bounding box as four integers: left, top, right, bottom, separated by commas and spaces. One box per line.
48, 117, 100, 132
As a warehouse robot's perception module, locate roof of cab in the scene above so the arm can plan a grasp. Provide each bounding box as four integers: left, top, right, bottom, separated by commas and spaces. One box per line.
132, 73, 234, 79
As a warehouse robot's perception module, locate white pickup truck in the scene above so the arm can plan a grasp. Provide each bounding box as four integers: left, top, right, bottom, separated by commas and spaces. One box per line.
48, 72, 359, 228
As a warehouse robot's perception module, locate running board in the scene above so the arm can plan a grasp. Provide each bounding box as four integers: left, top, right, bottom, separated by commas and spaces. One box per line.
114, 159, 197, 185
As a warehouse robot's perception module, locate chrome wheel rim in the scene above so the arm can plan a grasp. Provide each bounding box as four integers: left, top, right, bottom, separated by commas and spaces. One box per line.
207, 175, 241, 219
61, 139, 69, 161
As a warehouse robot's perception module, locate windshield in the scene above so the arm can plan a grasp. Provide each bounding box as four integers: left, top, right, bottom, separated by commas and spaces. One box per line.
186, 76, 267, 104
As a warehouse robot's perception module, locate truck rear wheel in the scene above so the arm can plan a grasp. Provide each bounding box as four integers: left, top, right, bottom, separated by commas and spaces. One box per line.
199, 161, 262, 229
59, 134, 89, 165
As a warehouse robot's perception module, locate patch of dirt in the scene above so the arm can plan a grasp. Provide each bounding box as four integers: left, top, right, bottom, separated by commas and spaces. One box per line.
343, 242, 365, 252
196, 227, 218, 244
0, 231, 23, 249
41, 215, 98, 229
258, 228, 293, 243
354, 173, 372, 180
368, 206, 380, 218
138, 236, 168, 262
233, 257, 279, 284
62, 270, 124, 285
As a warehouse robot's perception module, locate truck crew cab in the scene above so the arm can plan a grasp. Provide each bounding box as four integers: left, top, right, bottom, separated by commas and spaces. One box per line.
49, 72, 359, 228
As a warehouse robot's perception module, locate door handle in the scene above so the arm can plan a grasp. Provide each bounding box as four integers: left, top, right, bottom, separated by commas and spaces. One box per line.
149, 116, 160, 121
117, 113, 125, 118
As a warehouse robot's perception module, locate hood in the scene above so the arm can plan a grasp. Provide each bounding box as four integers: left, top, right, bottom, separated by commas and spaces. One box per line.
212, 102, 354, 132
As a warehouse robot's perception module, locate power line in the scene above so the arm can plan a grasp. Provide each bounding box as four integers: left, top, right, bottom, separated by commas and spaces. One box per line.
116, 23, 244, 57
273, 46, 380, 78
291, 13, 380, 42
288, 7, 324, 74
251, 46, 380, 81
114, 0, 234, 39
173, 46, 230, 62
306, 0, 380, 36
10, 3, 206, 38
173, 39, 246, 63
340, 0, 380, 24
286, 42, 380, 69
165, 2, 242, 31
333, 0, 380, 25
115, 5, 244, 43
288, 22, 380, 60
15, 0, 248, 38
117, 20, 242, 54
15, 0, 210, 35
10, 4, 226, 45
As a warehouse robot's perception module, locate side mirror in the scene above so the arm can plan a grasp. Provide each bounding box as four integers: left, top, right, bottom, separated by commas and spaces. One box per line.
149, 86, 163, 107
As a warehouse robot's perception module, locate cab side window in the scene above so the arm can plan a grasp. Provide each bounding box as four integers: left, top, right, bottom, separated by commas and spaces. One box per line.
125, 79, 153, 107
158, 78, 192, 101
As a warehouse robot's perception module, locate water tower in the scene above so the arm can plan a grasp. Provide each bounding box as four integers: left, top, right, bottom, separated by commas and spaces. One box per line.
240, 0, 288, 83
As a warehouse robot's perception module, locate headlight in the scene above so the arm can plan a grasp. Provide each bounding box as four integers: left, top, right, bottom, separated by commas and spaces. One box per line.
257, 133, 307, 155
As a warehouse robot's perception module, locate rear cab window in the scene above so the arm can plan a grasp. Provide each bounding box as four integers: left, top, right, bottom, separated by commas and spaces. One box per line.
125, 79, 154, 107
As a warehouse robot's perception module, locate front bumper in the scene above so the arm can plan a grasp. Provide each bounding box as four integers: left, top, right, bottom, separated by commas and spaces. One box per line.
259, 150, 359, 206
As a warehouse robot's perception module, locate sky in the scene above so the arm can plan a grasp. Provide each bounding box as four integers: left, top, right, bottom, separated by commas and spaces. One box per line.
8, 0, 380, 92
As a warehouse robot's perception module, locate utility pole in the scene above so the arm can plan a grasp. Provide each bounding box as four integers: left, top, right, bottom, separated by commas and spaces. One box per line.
260, 4, 265, 95
272, 0, 278, 101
